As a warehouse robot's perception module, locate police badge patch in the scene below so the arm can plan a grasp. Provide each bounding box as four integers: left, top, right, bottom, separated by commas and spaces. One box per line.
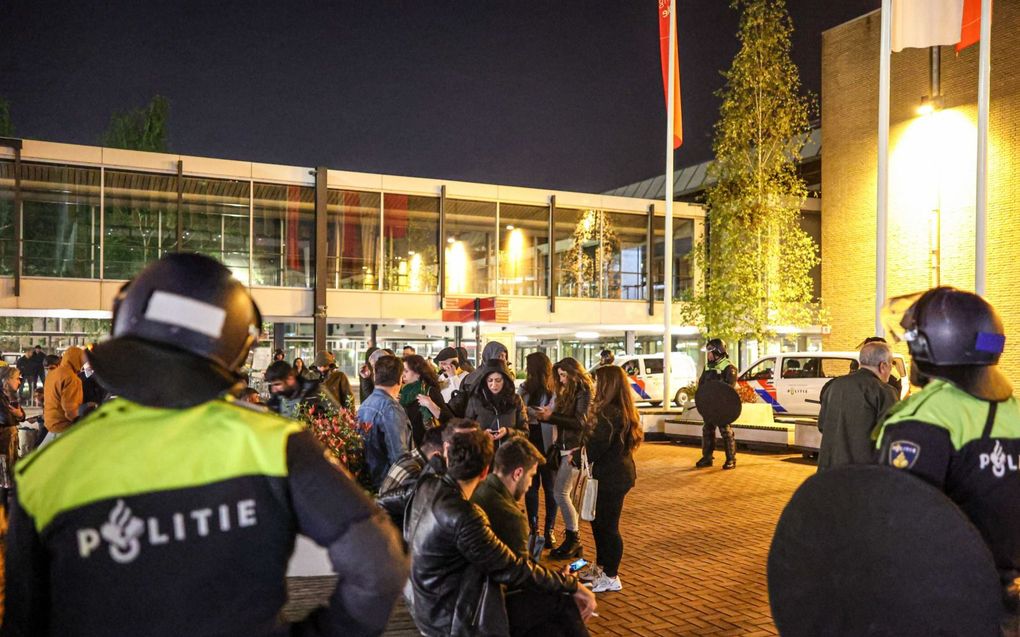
890, 440, 920, 469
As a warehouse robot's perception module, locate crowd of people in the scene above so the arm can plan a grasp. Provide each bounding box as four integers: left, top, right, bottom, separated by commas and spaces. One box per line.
0, 253, 648, 637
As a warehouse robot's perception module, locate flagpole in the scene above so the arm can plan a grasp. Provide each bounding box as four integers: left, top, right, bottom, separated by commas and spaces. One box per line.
663, 0, 676, 410
876, 0, 892, 336
975, 0, 991, 295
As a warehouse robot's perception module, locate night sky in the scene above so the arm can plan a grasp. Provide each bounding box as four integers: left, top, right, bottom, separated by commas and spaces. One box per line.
1, 0, 879, 194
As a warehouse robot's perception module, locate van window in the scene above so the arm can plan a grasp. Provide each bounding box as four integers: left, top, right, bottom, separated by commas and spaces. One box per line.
820, 358, 855, 378
782, 357, 820, 379
621, 360, 641, 377
643, 358, 664, 375
740, 358, 776, 382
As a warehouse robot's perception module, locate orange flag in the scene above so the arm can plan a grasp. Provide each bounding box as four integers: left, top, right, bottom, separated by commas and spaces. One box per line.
659, 0, 683, 149
956, 0, 985, 52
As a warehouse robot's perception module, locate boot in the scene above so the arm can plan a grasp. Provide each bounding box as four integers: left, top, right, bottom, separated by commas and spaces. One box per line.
722, 431, 737, 470
544, 526, 557, 550
696, 428, 715, 468
550, 530, 583, 559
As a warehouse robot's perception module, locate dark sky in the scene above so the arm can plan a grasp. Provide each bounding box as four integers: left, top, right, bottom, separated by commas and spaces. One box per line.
0, 0, 879, 194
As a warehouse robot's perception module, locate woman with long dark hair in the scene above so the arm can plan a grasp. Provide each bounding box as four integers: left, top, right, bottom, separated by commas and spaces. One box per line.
0, 366, 25, 502
465, 361, 527, 449
399, 354, 451, 447
535, 356, 593, 559
518, 352, 559, 548
580, 365, 642, 593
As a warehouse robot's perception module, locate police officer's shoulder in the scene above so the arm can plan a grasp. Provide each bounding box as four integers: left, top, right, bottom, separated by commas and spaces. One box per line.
880, 380, 995, 449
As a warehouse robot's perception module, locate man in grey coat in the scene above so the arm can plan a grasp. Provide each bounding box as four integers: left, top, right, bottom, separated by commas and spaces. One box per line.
816, 341, 900, 471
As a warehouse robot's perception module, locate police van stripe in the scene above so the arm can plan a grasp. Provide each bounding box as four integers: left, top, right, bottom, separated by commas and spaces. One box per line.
16, 398, 302, 533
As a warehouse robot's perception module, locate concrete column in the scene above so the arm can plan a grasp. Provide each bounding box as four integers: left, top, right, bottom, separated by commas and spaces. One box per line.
625, 330, 636, 355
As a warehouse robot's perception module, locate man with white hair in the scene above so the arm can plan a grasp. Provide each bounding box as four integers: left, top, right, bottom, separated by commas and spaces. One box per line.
816, 341, 900, 471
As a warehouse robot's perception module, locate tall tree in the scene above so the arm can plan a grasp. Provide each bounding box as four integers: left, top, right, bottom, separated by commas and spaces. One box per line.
0, 97, 12, 136
101, 95, 169, 152
683, 0, 819, 343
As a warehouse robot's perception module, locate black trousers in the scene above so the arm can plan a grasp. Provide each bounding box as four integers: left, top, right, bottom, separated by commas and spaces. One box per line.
505, 588, 588, 637
589, 486, 630, 578
525, 456, 558, 533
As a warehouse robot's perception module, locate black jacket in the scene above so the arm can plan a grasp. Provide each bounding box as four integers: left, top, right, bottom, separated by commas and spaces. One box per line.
586, 407, 637, 492
447, 342, 510, 418
404, 473, 576, 637
463, 365, 527, 446
548, 384, 592, 451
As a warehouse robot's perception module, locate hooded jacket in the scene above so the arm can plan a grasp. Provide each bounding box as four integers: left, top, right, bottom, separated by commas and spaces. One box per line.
463, 362, 527, 443
448, 342, 509, 418
43, 347, 85, 434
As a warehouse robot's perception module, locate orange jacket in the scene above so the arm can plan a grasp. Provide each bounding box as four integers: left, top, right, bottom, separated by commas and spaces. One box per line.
43, 347, 85, 434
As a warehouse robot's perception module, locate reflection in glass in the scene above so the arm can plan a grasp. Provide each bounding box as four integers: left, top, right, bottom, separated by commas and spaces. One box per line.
103, 170, 178, 279
176, 176, 250, 283
253, 183, 313, 287
20, 163, 101, 278
603, 212, 649, 300
554, 208, 600, 298
383, 194, 439, 292
0, 161, 16, 275
444, 199, 495, 295
653, 216, 695, 301
498, 203, 548, 296
327, 190, 380, 290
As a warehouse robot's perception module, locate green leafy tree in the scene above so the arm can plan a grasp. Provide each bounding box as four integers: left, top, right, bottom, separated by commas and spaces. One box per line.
683, 0, 820, 343
0, 97, 12, 136
101, 95, 169, 152
101, 96, 172, 278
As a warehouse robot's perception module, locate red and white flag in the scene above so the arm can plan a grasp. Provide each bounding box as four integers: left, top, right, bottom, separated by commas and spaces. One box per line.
658, 0, 683, 149
891, 0, 987, 52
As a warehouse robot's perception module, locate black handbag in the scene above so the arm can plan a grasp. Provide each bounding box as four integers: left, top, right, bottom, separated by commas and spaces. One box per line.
545, 442, 562, 472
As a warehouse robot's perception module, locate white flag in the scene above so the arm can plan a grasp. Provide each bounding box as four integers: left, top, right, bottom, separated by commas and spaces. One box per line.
892, 0, 964, 52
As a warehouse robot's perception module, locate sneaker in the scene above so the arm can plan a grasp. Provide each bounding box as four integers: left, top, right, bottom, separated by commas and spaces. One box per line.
695, 457, 713, 468
579, 563, 603, 583
591, 574, 622, 593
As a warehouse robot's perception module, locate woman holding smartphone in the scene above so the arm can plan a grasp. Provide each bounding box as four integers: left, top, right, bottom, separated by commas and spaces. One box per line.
535, 357, 593, 560
579, 365, 642, 593
519, 352, 559, 549
400, 354, 451, 448
464, 360, 527, 449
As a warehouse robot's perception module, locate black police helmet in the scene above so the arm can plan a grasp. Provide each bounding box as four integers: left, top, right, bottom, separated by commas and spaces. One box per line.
706, 338, 727, 357
88, 253, 263, 407
901, 287, 1011, 401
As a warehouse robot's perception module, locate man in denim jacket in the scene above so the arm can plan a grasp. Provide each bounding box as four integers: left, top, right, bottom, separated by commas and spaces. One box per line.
358, 354, 411, 490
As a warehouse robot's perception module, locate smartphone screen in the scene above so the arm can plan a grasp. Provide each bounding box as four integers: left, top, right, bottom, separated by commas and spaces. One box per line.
568, 558, 589, 573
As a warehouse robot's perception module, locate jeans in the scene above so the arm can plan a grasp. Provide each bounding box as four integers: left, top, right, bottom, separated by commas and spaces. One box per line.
590, 487, 630, 577
525, 458, 558, 533
553, 458, 580, 532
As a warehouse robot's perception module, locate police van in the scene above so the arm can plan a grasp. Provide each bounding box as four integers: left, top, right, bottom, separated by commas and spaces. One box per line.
737, 351, 908, 451
593, 354, 699, 407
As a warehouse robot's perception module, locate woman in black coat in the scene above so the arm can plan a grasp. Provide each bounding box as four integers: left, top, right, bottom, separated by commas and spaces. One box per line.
400, 354, 452, 448
580, 364, 642, 593
464, 360, 526, 448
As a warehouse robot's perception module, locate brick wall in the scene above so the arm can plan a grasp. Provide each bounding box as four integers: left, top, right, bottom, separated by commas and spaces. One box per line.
822, 6, 1020, 380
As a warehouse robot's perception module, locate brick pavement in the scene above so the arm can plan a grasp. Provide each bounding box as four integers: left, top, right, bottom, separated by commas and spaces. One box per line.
284, 441, 816, 636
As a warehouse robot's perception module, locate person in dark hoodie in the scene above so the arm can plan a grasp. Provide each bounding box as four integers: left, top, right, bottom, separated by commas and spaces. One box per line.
463, 360, 527, 451
447, 341, 509, 418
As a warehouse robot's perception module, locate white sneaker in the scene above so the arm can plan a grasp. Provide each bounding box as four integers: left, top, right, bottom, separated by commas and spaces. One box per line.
591, 574, 622, 593
579, 563, 603, 583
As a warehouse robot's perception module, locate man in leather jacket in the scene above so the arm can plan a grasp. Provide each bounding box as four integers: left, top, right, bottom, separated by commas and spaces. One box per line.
404, 428, 596, 637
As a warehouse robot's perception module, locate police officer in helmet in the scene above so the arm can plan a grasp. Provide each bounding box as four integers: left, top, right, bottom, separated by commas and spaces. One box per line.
4, 253, 407, 637
696, 338, 739, 470
875, 286, 1020, 632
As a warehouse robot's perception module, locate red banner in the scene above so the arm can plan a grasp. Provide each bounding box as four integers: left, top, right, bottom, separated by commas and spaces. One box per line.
658, 0, 683, 149
286, 185, 301, 272
956, 0, 985, 52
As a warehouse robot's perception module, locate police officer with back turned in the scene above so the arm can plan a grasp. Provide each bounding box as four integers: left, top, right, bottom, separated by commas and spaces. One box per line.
3, 253, 408, 637
696, 338, 739, 470
875, 286, 1020, 633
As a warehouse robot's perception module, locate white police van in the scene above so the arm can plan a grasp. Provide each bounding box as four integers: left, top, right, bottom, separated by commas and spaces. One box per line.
592, 354, 698, 407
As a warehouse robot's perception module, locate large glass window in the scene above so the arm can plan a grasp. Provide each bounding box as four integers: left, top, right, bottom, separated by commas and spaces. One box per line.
444, 199, 495, 295
603, 211, 649, 300
498, 203, 548, 296
103, 170, 178, 280
0, 161, 15, 275
383, 193, 439, 293
327, 190, 380, 290
253, 183, 313, 287
21, 162, 101, 278
653, 216, 695, 301
554, 207, 599, 298
177, 176, 250, 283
